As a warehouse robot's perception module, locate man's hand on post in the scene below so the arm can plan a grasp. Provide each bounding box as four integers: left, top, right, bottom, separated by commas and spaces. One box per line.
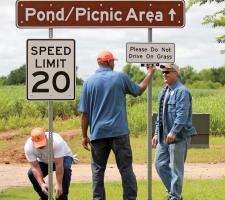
139, 63, 156, 94
146, 64, 156, 74
40, 182, 48, 196
82, 136, 90, 151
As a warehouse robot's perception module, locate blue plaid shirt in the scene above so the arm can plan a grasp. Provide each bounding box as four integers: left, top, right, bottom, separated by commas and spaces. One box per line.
155, 80, 197, 141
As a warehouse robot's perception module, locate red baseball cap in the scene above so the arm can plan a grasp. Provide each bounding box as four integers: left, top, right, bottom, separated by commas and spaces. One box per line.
97, 50, 118, 63
31, 128, 47, 148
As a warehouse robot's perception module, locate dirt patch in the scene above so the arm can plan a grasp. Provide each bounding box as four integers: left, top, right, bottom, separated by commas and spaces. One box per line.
0, 129, 81, 164
60, 129, 81, 141
0, 129, 20, 140
0, 138, 28, 164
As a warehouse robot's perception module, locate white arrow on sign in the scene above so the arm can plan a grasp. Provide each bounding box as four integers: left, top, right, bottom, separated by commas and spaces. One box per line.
168, 9, 176, 21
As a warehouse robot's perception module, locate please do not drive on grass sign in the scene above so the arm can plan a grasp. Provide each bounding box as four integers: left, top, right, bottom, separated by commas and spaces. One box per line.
126, 42, 175, 63
27, 39, 75, 100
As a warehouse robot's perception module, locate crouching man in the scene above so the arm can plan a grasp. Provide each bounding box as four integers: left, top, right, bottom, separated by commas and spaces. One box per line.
24, 127, 74, 200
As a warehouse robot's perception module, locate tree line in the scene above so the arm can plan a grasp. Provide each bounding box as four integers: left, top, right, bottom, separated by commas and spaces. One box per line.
1, 64, 225, 89
0, 65, 84, 86
123, 64, 225, 89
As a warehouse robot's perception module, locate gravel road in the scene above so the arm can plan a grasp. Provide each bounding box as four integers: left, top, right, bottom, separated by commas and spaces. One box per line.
0, 163, 225, 191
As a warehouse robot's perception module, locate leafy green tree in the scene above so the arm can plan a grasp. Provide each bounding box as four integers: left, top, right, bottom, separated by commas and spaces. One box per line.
0, 76, 7, 86
198, 68, 213, 81
187, 80, 222, 89
179, 66, 199, 84
210, 66, 225, 84
7, 65, 25, 85
76, 77, 83, 85
198, 66, 225, 85
122, 64, 145, 83
4, 64, 84, 86
188, 0, 225, 53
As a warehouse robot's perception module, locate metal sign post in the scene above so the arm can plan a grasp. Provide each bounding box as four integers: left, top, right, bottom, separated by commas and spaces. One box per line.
48, 99, 53, 200
48, 28, 54, 200
26, 30, 75, 199
126, 32, 177, 200
147, 28, 153, 200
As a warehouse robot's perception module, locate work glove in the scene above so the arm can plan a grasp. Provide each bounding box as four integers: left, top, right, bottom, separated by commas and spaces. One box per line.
72, 154, 79, 164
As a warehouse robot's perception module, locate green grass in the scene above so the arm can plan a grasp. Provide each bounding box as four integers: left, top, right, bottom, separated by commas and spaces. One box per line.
1, 179, 225, 200
127, 88, 225, 136
210, 136, 225, 145
0, 85, 225, 136
0, 85, 81, 131
132, 136, 225, 163
66, 134, 225, 164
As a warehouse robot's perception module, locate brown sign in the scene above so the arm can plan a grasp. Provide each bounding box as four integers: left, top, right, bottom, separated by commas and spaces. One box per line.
16, 0, 185, 28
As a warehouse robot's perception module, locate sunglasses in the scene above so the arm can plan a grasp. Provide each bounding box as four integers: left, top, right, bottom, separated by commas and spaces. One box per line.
162, 71, 175, 74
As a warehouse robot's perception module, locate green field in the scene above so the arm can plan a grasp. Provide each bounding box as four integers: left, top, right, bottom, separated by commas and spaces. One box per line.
1, 179, 225, 200
66, 135, 225, 164
0, 85, 224, 136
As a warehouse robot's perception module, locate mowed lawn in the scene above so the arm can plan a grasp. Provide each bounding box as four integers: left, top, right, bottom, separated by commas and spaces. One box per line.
66, 134, 225, 164
1, 179, 225, 200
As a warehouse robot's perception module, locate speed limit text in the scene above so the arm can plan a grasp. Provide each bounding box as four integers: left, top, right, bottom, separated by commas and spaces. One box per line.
31, 46, 72, 68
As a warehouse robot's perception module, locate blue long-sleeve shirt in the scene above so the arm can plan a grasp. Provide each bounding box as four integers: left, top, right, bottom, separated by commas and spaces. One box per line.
155, 80, 197, 141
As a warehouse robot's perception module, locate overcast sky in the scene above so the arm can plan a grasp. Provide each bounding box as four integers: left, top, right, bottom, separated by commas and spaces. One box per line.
0, 1, 224, 80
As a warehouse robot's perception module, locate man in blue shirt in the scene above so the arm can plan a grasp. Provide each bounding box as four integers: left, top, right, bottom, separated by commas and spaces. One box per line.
152, 63, 197, 200
78, 50, 155, 200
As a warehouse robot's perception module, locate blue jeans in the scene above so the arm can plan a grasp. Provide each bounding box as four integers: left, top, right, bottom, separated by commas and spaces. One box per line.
28, 156, 73, 200
91, 134, 137, 200
155, 137, 191, 200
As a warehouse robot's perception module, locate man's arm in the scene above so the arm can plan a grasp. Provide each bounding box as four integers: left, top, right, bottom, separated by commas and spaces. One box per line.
166, 89, 190, 144
30, 161, 48, 195
81, 112, 90, 150
54, 157, 64, 198
152, 114, 160, 148
139, 65, 156, 95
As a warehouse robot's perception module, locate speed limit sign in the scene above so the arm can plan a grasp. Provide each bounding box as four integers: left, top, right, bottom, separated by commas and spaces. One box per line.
26, 39, 75, 100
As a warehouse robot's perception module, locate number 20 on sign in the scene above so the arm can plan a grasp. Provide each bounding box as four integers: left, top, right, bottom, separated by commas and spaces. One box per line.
26, 39, 75, 100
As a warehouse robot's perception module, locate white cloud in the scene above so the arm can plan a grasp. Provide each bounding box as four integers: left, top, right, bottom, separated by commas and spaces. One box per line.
0, 0, 224, 79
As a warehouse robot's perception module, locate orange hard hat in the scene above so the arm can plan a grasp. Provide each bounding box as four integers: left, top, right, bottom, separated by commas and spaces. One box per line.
97, 50, 118, 63
31, 127, 47, 148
